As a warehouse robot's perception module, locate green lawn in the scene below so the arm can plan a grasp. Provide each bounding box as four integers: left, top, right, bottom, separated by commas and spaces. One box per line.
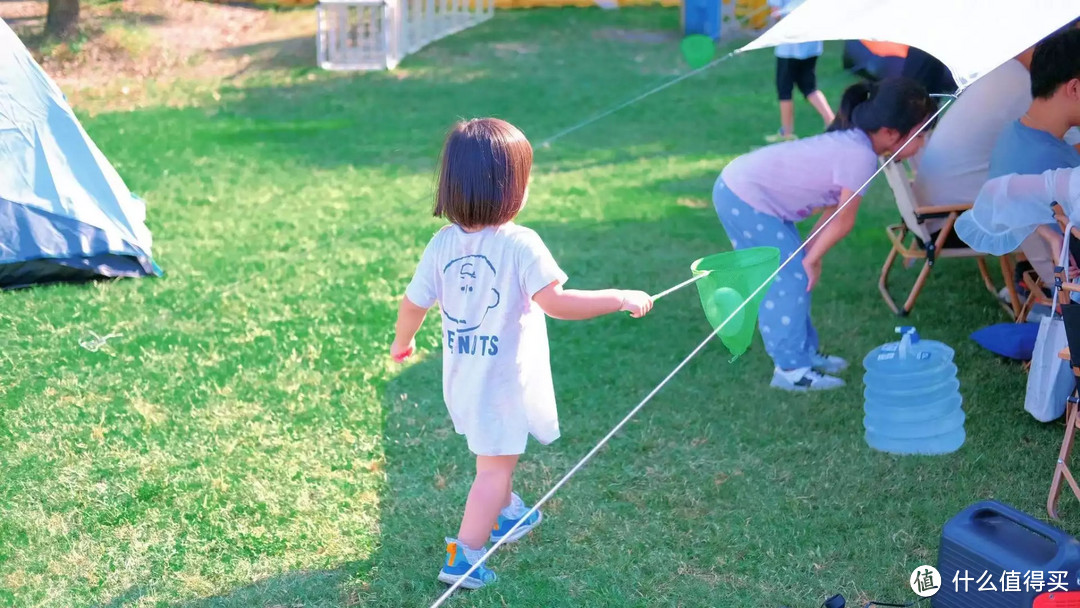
1, 8, 1072, 608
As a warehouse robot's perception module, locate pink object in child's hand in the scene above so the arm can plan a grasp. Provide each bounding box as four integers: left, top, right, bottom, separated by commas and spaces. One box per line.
393, 347, 413, 362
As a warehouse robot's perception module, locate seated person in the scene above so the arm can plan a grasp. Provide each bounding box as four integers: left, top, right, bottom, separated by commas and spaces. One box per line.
988, 28, 1080, 285
913, 47, 1035, 230
914, 18, 1080, 251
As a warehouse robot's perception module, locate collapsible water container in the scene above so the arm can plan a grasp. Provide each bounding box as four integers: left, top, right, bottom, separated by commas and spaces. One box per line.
862, 326, 966, 455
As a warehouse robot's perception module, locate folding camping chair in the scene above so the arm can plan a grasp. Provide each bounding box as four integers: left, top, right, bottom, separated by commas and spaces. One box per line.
1048, 342, 1080, 519
1047, 219, 1080, 518
1021, 203, 1080, 325
1008, 223, 1054, 326
877, 159, 1021, 318
1018, 267, 1054, 324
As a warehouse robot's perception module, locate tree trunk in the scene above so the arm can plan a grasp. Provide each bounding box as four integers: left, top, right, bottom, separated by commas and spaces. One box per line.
45, 0, 80, 38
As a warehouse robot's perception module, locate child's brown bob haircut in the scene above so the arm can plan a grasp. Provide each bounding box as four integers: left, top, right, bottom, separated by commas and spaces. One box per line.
434, 118, 533, 227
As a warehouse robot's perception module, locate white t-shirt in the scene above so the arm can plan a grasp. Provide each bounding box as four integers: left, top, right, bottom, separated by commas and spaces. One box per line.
914, 59, 1032, 207
768, 0, 822, 59
405, 222, 568, 456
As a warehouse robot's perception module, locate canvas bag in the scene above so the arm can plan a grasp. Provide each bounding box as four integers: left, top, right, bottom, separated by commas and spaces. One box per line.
1025, 224, 1077, 422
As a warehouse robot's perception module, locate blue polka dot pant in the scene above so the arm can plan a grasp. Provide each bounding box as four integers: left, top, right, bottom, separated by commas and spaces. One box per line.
712, 176, 818, 371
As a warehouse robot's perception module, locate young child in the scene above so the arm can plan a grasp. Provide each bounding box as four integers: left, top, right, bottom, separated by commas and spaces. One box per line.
390, 118, 654, 589
765, 0, 835, 142
713, 77, 935, 391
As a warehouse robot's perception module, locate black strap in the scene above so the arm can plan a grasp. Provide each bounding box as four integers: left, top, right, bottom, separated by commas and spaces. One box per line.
863, 597, 930, 608
805, 592, 930, 608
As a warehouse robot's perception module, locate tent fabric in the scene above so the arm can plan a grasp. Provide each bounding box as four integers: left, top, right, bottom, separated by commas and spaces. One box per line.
738, 0, 1080, 89
0, 18, 159, 289
0, 197, 155, 288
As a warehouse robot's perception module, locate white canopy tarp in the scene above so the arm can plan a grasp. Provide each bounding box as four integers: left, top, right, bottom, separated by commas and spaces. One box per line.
738, 0, 1080, 90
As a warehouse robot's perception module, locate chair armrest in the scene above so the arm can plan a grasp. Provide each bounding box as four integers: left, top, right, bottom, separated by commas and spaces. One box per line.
914, 203, 973, 217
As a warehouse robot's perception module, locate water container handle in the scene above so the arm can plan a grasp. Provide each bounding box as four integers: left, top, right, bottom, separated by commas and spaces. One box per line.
895, 326, 920, 342
895, 326, 919, 360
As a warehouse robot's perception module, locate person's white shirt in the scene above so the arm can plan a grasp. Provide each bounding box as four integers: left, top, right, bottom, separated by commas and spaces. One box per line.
405, 222, 567, 456
914, 59, 1032, 209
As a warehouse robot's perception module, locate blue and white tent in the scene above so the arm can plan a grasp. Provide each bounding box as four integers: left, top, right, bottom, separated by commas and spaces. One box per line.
0, 18, 160, 289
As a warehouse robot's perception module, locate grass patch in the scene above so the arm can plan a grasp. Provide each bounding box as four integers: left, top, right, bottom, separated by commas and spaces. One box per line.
1, 7, 1070, 608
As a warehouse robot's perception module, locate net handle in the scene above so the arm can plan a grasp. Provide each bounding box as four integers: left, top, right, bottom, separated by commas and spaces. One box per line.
650, 272, 708, 301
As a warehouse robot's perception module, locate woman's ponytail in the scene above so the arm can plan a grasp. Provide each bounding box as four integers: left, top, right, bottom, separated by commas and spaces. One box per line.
827, 80, 874, 132
828, 77, 934, 135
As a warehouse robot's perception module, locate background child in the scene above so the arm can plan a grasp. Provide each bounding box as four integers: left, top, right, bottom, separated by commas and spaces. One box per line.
766, 0, 835, 142
713, 77, 935, 391
390, 118, 653, 590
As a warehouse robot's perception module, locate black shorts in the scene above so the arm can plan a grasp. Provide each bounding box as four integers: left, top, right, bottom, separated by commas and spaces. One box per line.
776, 56, 818, 101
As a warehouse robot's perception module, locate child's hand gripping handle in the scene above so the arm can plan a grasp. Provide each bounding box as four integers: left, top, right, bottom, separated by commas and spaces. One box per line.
620, 290, 655, 318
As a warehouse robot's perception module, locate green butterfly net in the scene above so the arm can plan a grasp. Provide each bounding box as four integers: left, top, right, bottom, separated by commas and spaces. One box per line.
689, 247, 780, 359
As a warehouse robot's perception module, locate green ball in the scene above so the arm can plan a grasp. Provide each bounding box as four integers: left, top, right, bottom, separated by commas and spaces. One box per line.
707, 286, 745, 338
680, 35, 716, 69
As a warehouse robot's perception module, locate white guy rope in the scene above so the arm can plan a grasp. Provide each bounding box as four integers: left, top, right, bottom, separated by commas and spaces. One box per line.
429, 93, 959, 606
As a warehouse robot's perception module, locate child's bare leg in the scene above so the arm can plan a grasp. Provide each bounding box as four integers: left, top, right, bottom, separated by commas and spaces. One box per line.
779, 100, 795, 136
457, 454, 519, 549
806, 90, 835, 126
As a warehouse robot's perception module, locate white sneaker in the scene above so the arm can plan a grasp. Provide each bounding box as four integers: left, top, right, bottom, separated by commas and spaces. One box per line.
810, 350, 848, 374
764, 129, 798, 143
770, 367, 845, 392
998, 287, 1012, 305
